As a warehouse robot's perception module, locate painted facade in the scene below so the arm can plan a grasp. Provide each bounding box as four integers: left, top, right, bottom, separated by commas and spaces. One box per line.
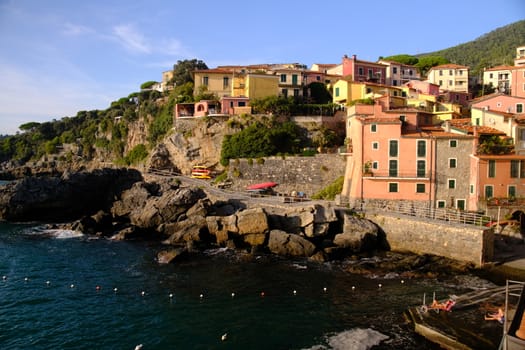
378, 59, 420, 86
426, 64, 469, 93
483, 65, 514, 93
193, 68, 233, 99
341, 55, 386, 85
511, 67, 525, 98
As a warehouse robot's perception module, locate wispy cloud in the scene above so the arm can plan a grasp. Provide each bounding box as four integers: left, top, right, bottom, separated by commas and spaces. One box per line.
112, 24, 151, 54
62, 22, 94, 36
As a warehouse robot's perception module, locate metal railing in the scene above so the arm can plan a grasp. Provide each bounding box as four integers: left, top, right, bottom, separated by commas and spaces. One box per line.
363, 201, 491, 227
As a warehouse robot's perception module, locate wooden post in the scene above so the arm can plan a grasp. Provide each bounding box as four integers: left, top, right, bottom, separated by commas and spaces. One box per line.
516, 313, 525, 339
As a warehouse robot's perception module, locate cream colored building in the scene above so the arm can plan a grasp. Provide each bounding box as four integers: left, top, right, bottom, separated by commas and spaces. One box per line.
426, 64, 469, 93
483, 65, 514, 93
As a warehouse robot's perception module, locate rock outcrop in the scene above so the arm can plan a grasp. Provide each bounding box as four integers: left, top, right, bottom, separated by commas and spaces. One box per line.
0, 168, 142, 222
0, 169, 387, 263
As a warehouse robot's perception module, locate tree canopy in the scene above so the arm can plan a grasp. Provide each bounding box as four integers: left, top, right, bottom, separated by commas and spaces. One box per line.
171, 59, 208, 86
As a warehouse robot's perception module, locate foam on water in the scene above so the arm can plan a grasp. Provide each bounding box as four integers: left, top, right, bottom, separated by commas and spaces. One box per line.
304, 328, 389, 350
28, 227, 84, 239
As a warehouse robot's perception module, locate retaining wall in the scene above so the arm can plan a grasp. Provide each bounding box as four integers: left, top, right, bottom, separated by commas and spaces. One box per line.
370, 212, 494, 266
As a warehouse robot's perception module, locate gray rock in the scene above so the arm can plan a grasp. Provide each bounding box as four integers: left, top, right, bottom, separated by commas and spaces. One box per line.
268, 229, 316, 257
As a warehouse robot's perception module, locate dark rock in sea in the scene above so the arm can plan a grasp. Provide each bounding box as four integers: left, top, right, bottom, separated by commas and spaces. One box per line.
157, 248, 188, 264
268, 229, 316, 257
0, 168, 143, 222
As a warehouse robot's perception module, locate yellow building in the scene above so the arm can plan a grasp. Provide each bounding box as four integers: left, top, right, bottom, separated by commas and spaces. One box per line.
193, 68, 233, 98
426, 64, 469, 93
332, 80, 404, 105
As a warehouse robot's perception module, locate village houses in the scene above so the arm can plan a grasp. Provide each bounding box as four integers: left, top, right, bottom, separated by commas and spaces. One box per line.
158, 47, 525, 218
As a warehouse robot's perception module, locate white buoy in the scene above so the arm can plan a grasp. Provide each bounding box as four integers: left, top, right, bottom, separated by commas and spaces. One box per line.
401, 280, 405, 284
378, 283, 382, 288
351, 286, 355, 290
231, 292, 235, 298
24, 277, 29, 282
70, 284, 75, 289
134, 344, 143, 350
200, 293, 204, 299
323, 287, 327, 292
169, 293, 173, 299
2, 275, 7, 281
46, 281, 50, 286
114, 287, 118, 293
221, 333, 227, 341
141, 291, 145, 297
293, 290, 297, 295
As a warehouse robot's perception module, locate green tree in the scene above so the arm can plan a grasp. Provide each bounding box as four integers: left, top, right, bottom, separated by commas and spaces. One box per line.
19, 122, 41, 132
171, 59, 208, 86
307, 82, 332, 104
380, 54, 419, 65
140, 81, 158, 90
415, 56, 450, 76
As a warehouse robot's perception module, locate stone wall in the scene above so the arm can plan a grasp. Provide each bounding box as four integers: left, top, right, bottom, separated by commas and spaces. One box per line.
227, 154, 346, 197
370, 212, 494, 266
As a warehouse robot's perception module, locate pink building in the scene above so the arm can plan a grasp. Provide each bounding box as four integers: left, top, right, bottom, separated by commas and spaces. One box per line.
341, 55, 386, 85
511, 66, 525, 98
470, 93, 525, 114
404, 80, 440, 96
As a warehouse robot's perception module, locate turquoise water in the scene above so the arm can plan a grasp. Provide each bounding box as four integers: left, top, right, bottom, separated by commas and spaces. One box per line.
0, 222, 490, 350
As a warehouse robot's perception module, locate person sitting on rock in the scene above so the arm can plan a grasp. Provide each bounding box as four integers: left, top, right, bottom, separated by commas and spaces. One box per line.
430, 298, 456, 311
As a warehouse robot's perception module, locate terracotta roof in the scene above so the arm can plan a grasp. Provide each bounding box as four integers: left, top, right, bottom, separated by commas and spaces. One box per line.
194, 68, 234, 74
448, 119, 505, 135
484, 65, 519, 71
429, 63, 469, 70
313, 63, 338, 68
471, 107, 515, 119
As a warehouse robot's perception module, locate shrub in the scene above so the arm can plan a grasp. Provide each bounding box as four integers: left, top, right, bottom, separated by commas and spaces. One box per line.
311, 176, 344, 200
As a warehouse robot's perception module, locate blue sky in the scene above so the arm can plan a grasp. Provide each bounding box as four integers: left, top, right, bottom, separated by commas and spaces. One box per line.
0, 0, 523, 135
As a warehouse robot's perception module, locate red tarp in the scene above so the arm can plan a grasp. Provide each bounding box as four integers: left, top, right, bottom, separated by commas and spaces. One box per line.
246, 182, 278, 190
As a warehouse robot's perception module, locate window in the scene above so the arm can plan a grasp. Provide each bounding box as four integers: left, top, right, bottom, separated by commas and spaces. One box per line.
281, 89, 288, 97
389, 140, 398, 157
372, 142, 379, 150
456, 199, 465, 210
488, 160, 496, 178
335, 87, 340, 97
223, 77, 229, 88
372, 161, 378, 170
238, 101, 246, 107
417, 160, 426, 177
476, 118, 480, 126
437, 200, 446, 208
489, 73, 493, 79
388, 183, 398, 192
416, 183, 425, 193
449, 158, 457, 168
517, 104, 523, 113
417, 140, 426, 157
409, 70, 413, 76
370, 124, 378, 133
511, 160, 519, 178
280, 74, 287, 83
448, 179, 456, 189
389, 160, 398, 177
449, 80, 453, 86
439, 70, 443, 76
470, 184, 474, 194
509, 185, 517, 198
485, 185, 494, 198
293, 89, 300, 97
358, 67, 364, 76
521, 160, 525, 178
393, 67, 398, 74
393, 80, 398, 86
449, 70, 453, 75
400, 115, 406, 122
292, 74, 298, 85
450, 140, 457, 147
203, 76, 209, 86
439, 80, 443, 86
368, 69, 373, 78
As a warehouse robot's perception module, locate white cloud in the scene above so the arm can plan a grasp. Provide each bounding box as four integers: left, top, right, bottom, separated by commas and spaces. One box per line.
112, 24, 151, 54
62, 22, 94, 36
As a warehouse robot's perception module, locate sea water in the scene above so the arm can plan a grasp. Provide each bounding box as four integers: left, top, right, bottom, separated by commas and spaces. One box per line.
0, 221, 494, 350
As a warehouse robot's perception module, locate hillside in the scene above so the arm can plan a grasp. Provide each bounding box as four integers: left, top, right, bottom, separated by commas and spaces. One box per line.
417, 20, 525, 76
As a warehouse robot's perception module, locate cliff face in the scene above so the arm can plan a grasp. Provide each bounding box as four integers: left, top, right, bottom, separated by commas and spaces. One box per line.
149, 117, 233, 175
